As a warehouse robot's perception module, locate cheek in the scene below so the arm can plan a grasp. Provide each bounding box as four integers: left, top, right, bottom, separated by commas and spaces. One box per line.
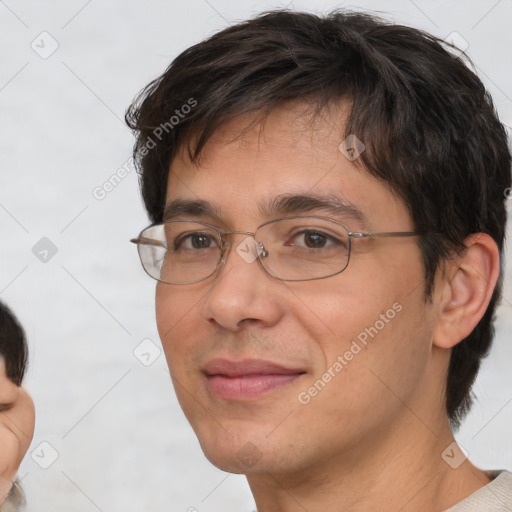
289, 269, 402, 354
156, 283, 198, 335
0, 435, 19, 501
155, 284, 205, 372
0, 394, 35, 502
296, 251, 431, 398
296, 295, 432, 444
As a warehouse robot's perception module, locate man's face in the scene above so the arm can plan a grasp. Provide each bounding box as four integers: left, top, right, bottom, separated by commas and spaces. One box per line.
155, 103, 441, 475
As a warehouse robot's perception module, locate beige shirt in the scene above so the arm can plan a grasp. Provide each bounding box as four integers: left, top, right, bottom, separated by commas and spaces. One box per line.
445, 471, 512, 511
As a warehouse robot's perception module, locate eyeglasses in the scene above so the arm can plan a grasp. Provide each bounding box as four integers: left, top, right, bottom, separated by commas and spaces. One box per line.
130, 216, 425, 284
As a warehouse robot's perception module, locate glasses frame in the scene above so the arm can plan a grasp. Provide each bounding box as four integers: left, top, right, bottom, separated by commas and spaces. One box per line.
130, 216, 428, 284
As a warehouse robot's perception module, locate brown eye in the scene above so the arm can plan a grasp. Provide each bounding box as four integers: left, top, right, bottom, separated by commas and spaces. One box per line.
303, 232, 328, 248
175, 233, 218, 250
287, 229, 342, 249
191, 234, 213, 249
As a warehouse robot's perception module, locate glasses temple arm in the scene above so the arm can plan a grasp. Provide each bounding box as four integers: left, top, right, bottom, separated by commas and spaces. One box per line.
349, 231, 433, 239
130, 237, 167, 248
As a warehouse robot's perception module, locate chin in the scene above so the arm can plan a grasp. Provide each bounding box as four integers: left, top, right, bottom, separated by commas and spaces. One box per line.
193, 425, 271, 474
202, 448, 250, 474
195, 422, 310, 478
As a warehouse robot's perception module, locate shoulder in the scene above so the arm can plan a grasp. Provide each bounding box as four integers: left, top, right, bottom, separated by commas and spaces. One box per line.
445, 471, 512, 512
0, 480, 25, 512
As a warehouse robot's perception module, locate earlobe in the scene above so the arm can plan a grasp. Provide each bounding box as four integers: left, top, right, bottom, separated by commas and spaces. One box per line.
433, 233, 500, 350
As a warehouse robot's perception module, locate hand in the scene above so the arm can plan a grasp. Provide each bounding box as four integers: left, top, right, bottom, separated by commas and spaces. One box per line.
0, 359, 35, 504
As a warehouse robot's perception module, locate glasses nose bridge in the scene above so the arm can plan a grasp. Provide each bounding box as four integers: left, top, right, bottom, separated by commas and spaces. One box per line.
221, 229, 256, 239
218, 230, 257, 262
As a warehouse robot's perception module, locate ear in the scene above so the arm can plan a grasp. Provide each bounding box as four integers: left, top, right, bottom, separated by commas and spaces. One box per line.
433, 233, 500, 349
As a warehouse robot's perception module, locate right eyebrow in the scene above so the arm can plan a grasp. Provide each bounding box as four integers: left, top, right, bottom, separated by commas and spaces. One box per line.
162, 199, 221, 222
259, 193, 368, 228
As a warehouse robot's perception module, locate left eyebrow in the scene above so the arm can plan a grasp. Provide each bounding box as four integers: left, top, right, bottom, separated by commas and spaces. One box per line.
259, 193, 367, 227
162, 199, 221, 222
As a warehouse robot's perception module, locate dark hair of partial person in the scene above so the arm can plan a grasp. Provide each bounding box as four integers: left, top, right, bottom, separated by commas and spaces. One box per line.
125, 9, 512, 427
0, 302, 28, 387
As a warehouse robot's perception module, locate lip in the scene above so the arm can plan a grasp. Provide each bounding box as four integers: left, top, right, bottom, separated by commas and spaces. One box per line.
203, 358, 306, 401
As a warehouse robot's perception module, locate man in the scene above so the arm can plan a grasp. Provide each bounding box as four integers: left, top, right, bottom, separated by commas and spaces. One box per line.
0, 302, 35, 510
127, 10, 511, 511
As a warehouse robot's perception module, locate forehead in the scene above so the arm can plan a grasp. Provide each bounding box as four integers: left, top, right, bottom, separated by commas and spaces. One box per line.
166, 103, 412, 230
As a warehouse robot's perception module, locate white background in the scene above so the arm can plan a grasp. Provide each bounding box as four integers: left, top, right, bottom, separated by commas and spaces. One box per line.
1, 0, 511, 510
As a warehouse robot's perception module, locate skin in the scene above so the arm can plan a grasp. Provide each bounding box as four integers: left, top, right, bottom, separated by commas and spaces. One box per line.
155, 102, 500, 512
0, 359, 35, 504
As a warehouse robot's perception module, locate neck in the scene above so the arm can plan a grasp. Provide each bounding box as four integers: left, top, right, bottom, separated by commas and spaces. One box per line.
246, 415, 489, 512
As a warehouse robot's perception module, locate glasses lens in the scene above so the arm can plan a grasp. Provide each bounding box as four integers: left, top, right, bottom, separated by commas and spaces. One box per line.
137, 222, 222, 284
256, 217, 350, 280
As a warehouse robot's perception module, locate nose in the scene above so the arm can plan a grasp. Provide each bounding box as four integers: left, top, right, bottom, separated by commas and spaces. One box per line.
201, 233, 284, 331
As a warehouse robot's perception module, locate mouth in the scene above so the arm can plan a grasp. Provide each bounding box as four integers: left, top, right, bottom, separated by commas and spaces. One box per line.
202, 359, 307, 401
